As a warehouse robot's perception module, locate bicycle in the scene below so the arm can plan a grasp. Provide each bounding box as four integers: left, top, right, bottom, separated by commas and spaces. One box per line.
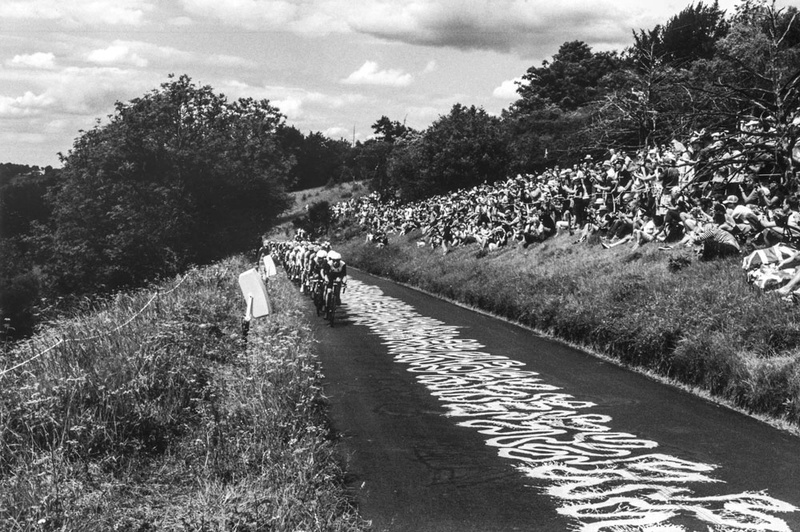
310, 278, 325, 316
324, 279, 344, 327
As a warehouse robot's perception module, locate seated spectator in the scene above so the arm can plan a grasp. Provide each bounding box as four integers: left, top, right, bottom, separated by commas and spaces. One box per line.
681, 222, 741, 260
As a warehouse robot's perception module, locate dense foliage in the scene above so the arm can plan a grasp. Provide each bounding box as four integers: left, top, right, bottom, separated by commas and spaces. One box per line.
43, 75, 293, 294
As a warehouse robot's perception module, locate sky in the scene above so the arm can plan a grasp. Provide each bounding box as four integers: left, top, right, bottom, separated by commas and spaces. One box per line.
0, 0, 775, 167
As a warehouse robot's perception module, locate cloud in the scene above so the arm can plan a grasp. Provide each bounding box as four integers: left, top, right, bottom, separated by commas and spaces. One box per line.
179, 0, 350, 33
88, 43, 149, 67
348, 0, 634, 54
492, 77, 524, 99
323, 126, 351, 140
218, 80, 364, 120
0, 0, 153, 26
0, 91, 56, 118
341, 0, 752, 56
342, 61, 413, 87
422, 60, 437, 74
82, 39, 253, 70
0, 65, 161, 119
9, 53, 56, 69
180, 0, 298, 30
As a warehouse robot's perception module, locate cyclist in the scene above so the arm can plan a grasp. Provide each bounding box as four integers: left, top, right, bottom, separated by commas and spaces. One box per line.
300, 246, 316, 293
309, 249, 328, 310
322, 250, 347, 308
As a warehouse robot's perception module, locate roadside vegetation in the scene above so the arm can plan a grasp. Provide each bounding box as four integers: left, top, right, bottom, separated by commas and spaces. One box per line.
0, 255, 368, 531
337, 228, 800, 433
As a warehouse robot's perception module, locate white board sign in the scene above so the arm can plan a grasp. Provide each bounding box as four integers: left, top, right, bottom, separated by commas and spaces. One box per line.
262, 255, 278, 278
238, 268, 271, 319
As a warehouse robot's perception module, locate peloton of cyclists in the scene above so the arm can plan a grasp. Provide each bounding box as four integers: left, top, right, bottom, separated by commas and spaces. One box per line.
265, 233, 347, 315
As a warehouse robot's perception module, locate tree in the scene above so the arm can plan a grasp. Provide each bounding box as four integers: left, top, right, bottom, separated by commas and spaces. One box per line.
44, 75, 293, 294
592, 45, 698, 150
279, 127, 352, 190
386, 104, 509, 201
293, 200, 333, 239
516, 41, 620, 111
687, 0, 800, 177
371, 116, 409, 143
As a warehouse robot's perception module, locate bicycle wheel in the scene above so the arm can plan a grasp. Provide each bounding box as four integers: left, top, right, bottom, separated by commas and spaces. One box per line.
326, 291, 335, 327
314, 285, 322, 316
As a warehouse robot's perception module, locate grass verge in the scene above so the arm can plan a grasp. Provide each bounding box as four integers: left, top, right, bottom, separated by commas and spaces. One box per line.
337, 228, 800, 433
0, 255, 368, 531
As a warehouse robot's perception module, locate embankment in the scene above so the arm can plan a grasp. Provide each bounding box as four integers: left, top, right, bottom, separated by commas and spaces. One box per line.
0, 255, 368, 531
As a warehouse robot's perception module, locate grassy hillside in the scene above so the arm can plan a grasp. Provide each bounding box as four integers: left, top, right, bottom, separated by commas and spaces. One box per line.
336, 227, 800, 435
283, 181, 368, 220
0, 256, 368, 531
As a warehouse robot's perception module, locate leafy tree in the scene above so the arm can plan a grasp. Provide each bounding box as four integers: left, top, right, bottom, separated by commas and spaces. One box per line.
386, 104, 509, 201
631, 1, 729, 67
351, 139, 394, 193
593, 45, 699, 150
44, 75, 293, 294
516, 41, 620, 111
279, 127, 352, 190
503, 104, 594, 173
371, 116, 409, 144
0, 238, 40, 340
0, 172, 57, 241
293, 200, 332, 239
687, 0, 800, 177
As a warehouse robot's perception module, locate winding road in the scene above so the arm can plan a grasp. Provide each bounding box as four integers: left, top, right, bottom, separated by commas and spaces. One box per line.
309, 269, 800, 532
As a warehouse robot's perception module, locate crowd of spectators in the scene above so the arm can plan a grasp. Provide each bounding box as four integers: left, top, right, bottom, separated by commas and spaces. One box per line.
333, 129, 799, 261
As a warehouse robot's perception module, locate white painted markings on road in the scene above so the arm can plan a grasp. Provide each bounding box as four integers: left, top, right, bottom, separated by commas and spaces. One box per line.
344, 279, 798, 532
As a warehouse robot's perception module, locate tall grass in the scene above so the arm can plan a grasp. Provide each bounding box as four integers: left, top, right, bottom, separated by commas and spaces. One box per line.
339, 230, 800, 430
0, 256, 368, 531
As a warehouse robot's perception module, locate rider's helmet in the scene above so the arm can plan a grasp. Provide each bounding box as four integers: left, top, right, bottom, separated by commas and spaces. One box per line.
316, 249, 328, 261
328, 250, 342, 264
322, 241, 332, 252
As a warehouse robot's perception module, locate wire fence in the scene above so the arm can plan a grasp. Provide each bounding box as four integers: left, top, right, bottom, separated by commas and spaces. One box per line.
0, 272, 192, 379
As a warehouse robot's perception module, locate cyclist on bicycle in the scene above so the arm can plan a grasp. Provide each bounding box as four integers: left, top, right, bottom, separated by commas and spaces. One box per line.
322, 250, 347, 307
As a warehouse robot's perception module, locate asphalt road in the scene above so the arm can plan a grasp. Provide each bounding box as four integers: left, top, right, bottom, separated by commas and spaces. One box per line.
308, 269, 800, 532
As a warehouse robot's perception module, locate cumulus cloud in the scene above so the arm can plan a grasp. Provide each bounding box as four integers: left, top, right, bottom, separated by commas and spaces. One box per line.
83, 39, 251, 70
422, 60, 437, 73
0, 91, 56, 118
342, 61, 412, 87
0, 65, 161, 120
0, 0, 153, 26
218, 80, 364, 120
492, 77, 524, 99
9, 53, 56, 69
88, 43, 149, 67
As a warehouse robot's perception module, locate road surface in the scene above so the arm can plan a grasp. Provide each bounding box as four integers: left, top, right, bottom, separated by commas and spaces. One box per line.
309, 269, 800, 532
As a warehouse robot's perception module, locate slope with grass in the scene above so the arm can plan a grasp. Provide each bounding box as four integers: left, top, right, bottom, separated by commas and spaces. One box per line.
336, 228, 800, 434
0, 256, 368, 531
